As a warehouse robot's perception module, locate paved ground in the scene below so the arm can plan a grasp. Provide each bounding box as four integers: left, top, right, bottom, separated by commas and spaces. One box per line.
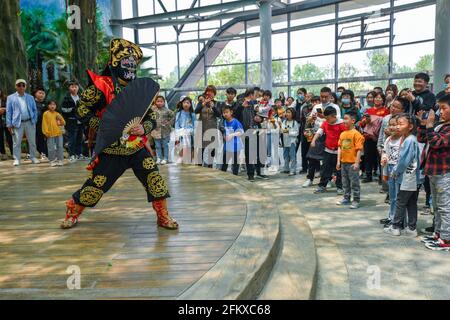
256, 172, 450, 300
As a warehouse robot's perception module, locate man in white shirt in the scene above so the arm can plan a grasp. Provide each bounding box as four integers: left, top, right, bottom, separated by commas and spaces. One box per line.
310, 87, 341, 119
6, 79, 40, 166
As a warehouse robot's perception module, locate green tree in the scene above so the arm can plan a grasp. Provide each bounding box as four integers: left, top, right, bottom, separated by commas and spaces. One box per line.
0, 0, 28, 94
291, 62, 328, 95
338, 63, 364, 93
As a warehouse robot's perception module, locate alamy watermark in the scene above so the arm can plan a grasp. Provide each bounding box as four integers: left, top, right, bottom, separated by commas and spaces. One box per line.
66, 265, 81, 290
67, 5, 81, 30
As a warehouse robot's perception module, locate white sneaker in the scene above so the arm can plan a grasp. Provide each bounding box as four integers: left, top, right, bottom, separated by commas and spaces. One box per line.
403, 228, 418, 237
50, 160, 58, 167
384, 225, 401, 236
40, 153, 48, 161
156, 158, 162, 165
160, 159, 167, 165
13, 160, 20, 166
57, 160, 64, 166
31, 158, 41, 164
302, 180, 313, 188
69, 156, 77, 163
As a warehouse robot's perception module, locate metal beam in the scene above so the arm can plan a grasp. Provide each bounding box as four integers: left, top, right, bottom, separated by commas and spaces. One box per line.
178, 0, 199, 34
110, 0, 257, 26
260, 0, 273, 91
156, 0, 181, 34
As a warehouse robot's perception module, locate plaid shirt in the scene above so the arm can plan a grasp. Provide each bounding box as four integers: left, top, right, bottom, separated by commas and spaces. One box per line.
417, 123, 450, 176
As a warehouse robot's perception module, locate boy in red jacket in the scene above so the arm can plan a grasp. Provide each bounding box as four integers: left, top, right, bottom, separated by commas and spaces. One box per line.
311, 106, 346, 194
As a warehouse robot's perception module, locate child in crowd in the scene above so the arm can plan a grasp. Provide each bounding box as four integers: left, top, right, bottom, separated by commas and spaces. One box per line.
336, 111, 365, 209
384, 114, 421, 237
418, 95, 450, 251
42, 100, 65, 167
221, 105, 244, 176
151, 95, 174, 165
302, 100, 325, 188
311, 106, 346, 194
360, 112, 383, 182
256, 90, 274, 168
175, 96, 196, 164
281, 107, 299, 176
380, 116, 402, 227
377, 97, 408, 204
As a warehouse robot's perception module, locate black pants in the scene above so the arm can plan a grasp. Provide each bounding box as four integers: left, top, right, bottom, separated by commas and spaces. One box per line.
36, 119, 48, 156
300, 138, 310, 172
0, 126, 13, 155
67, 120, 84, 157
244, 135, 262, 178
73, 148, 170, 207
393, 190, 418, 230
363, 139, 379, 180
423, 175, 431, 206
319, 152, 342, 189
221, 150, 239, 175
307, 158, 321, 181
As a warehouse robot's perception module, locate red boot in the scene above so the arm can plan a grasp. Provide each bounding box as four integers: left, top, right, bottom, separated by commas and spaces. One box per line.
60, 199, 85, 229
152, 199, 179, 230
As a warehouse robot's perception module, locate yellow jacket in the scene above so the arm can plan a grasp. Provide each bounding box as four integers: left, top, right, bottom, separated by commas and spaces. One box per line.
42, 110, 66, 137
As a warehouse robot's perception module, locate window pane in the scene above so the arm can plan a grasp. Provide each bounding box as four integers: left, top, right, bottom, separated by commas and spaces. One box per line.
179, 42, 199, 75
393, 41, 434, 73
338, 0, 390, 18
212, 39, 245, 65
156, 26, 177, 42
138, 28, 154, 44
248, 63, 260, 85
339, 48, 389, 78
157, 44, 179, 89
272, 33, 288, 59
291, 26, 335, 57
247, 36, 260, 62
138, 0, 153, 16
207, 64, 245, 86
123, 27, 135, 43
273, 60, 288, 83
291, 55, 335, 82
393, 5, 435, 45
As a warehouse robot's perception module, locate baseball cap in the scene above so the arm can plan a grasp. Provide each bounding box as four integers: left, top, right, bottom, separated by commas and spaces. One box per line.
15, 79, 27, 86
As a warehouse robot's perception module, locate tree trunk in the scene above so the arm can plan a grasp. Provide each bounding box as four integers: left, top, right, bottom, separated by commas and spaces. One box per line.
69, 0, 98, 87
0, 0, 28, 95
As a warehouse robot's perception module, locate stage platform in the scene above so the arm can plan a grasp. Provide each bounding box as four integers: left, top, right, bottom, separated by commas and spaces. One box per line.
0, 161, 279, 299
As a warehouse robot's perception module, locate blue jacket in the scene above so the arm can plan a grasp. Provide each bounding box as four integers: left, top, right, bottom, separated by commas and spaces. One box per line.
6, 92, 38, 127
392, 135, 423, 188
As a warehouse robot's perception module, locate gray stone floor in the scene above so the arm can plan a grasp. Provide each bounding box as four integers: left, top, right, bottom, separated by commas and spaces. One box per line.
256, 173, 450, 300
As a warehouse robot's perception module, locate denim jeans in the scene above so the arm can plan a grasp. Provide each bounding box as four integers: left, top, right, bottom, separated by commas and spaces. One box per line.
47, 135, 64, 161
341, 163, 360, 202
283, 144, 297, 173
430, 173, 450, 240
387, 164, 401, 220
155, 136, 170, 161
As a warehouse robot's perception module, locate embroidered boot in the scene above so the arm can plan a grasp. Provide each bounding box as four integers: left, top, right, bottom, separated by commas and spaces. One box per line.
60, 198, 85, 229
152, 199, 179, 230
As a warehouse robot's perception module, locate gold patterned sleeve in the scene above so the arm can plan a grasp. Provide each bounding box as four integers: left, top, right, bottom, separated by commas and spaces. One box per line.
76, 85, 106, 129
143, 110, 158, 136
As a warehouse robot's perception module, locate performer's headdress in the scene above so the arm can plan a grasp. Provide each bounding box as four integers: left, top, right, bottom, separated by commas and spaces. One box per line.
109, 38, 143, 67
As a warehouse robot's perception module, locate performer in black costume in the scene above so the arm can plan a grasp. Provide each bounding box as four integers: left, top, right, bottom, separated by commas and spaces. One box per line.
60, 38, 178, 230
